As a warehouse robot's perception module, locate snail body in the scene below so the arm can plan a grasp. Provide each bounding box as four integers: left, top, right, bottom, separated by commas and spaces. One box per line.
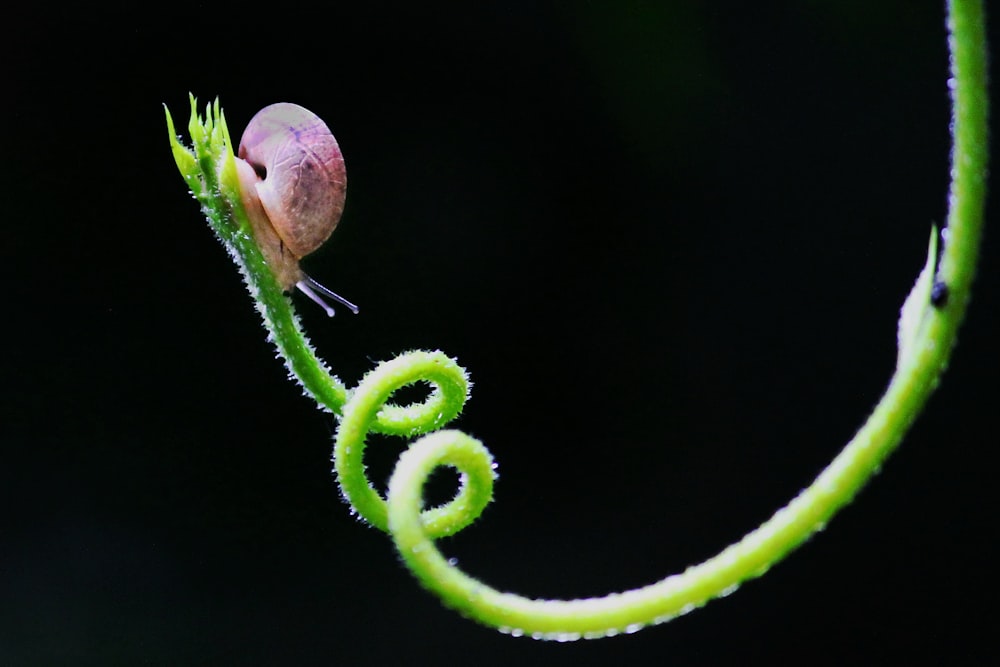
234, 103, 357, 316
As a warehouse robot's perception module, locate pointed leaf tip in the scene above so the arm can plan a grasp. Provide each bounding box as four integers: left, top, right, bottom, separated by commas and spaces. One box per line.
896, 227, 939, 369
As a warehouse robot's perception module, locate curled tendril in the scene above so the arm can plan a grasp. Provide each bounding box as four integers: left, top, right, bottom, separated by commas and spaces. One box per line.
165, 0, 987, 642
334, 350, 481, 533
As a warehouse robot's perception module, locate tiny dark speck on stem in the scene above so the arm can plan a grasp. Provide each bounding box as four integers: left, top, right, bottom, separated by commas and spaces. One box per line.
930, 281, 950, 308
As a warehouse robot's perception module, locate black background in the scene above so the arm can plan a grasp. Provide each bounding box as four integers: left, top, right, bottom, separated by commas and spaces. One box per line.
3, 2, 998, 664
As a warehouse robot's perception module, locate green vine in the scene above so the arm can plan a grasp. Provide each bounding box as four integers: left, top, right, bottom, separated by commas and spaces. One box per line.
164, 0, 988, 641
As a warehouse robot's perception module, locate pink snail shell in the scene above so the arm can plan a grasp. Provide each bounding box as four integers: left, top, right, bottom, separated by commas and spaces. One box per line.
234, 102, 357, 316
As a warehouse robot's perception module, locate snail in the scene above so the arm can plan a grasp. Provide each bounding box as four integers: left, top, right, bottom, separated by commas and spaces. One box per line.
234, 102, 358, 317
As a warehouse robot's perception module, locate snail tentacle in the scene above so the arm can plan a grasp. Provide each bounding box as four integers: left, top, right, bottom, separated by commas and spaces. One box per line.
297, 274, 360, 317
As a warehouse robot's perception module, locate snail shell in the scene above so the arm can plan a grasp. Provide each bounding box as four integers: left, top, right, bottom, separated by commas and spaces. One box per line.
234, 103, 357, 316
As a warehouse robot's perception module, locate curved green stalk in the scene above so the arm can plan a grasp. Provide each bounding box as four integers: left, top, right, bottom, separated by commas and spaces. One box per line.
165, 96, 351, 414
165, 0, 988, 641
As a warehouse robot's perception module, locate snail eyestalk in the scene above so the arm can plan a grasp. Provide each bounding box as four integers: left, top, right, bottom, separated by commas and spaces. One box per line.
297, 275, 360, 317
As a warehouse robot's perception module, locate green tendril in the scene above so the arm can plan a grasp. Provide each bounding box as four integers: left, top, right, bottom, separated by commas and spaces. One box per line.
164, 0, 987, 641
335, 350, 473, 532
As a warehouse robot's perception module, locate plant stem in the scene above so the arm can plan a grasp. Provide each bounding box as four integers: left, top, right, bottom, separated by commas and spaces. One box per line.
165, 0, 988, 641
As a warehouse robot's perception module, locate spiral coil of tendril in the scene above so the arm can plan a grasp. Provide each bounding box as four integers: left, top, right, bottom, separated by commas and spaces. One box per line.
333, 351, 494, 538
330, 349, 757, 640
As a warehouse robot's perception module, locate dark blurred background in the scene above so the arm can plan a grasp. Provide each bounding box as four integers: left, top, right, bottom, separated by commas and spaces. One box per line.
3, 2, 997, 664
